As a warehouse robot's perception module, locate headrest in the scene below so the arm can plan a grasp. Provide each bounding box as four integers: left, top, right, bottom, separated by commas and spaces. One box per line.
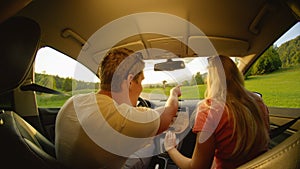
0, 17, 41, 94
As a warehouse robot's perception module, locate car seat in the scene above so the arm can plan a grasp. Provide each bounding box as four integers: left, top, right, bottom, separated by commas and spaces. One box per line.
238, 130, 300, 169
0, 111, 66, 169
0, 16, 66, 169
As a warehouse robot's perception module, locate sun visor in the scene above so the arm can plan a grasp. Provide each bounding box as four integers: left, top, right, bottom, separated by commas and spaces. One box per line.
79, 41, 145, 74
188, 36, 249, 56
148, 36, 186, 57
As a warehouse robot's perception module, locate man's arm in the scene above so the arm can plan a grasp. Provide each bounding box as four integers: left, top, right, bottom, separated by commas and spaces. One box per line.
155, 86, 181, 134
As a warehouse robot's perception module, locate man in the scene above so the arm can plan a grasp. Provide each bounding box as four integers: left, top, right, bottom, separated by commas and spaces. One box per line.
55, 48, 181, 169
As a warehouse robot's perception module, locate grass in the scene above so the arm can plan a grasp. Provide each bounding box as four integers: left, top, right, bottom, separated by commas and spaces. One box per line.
143, 66, 300, 108
244, 66, 300, 108
36, 89, 98, 107
37, 66, 300, 108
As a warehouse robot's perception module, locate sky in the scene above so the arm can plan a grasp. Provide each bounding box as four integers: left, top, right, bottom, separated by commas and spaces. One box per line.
35, 22, 300, 83
35, 48, 208, 84
274, 22, 300, 47
35, 48, 100, 82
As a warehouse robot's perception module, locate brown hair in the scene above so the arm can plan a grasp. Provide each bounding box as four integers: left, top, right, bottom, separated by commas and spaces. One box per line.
98, 48, 145, 92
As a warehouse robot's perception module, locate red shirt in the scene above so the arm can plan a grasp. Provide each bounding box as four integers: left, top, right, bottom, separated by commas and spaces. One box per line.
193, 98, 269, 169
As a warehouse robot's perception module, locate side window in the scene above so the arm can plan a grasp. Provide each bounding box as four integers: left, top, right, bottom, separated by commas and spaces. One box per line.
34, 47, 99, 108
244, 22, 300, 108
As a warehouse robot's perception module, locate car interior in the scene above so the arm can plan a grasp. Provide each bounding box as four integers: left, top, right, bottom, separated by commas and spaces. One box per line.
0, 0, 299, 169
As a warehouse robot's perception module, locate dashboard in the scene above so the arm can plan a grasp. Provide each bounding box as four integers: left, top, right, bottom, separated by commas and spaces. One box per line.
146, 99, 200, 163
145, 99, 200, 168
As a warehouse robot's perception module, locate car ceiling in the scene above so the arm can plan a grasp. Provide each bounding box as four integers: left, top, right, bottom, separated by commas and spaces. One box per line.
2, 0, 300, 73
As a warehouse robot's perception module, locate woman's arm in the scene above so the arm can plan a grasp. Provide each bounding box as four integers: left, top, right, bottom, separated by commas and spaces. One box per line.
165, 131, 215, 169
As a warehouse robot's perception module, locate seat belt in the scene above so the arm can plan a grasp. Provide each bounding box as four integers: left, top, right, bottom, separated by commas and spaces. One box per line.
253, 91, 299, 139
269, 116, 300, 139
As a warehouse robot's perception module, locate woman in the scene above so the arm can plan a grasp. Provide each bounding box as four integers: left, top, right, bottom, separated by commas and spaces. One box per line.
164, 55, 270, 169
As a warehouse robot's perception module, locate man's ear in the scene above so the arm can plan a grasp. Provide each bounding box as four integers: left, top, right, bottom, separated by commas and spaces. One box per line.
127, 74, 134, 86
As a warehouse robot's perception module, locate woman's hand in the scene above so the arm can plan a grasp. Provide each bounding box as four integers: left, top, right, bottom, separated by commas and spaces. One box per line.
164, 131, 177, 151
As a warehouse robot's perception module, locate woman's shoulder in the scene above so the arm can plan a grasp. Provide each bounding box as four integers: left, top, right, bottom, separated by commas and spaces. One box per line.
198, 98, 225, 110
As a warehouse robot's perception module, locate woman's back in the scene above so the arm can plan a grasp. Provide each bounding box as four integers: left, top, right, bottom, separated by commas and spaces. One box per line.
193, 93, 269, 168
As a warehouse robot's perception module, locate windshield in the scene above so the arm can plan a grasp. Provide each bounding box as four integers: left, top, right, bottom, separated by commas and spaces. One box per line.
141, 57, 209, 100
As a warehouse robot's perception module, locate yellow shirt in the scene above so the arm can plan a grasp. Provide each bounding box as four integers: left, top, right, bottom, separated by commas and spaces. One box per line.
55, 93, 160, 169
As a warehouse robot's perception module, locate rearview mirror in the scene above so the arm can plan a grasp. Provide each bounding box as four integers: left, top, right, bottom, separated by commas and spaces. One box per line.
154, 59, 185, 71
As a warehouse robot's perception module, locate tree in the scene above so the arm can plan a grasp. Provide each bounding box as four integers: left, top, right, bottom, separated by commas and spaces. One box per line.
277, 35, 300, 67
162, 80, 167, 89
54, 75, 63, 89
194, 72, 204, 85
182, 80, 190, 86
62, 77, 73, 92
251, 46, 281, 75
37, 74, 57, 89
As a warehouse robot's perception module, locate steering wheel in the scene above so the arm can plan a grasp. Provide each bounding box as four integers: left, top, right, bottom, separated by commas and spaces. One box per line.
137, 97, 151, 108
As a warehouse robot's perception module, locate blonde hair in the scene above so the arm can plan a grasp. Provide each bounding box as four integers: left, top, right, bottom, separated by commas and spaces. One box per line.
205, 55, 269, 158
98, 48, 145, 92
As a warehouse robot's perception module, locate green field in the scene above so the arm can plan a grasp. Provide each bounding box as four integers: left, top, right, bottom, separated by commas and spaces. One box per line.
36, 89, 98, 107
37, 66, 300, 108
245, 66, 300, 108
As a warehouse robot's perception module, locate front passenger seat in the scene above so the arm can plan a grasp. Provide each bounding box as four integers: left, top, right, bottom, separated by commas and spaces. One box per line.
238, 130, 300, 169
